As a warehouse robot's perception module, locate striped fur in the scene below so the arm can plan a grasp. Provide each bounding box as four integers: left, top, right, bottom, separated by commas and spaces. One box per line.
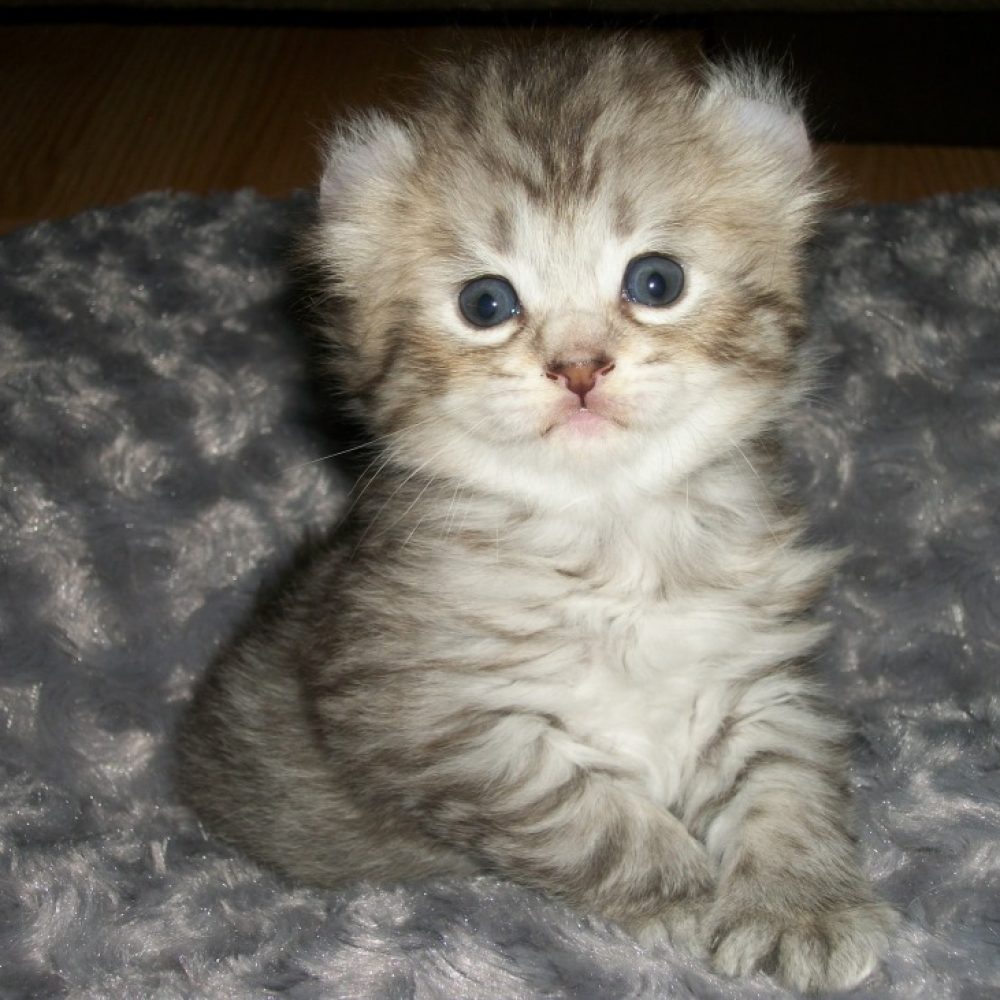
178, 38, 895, 992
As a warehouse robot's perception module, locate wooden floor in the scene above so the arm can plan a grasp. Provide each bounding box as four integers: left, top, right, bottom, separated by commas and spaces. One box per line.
2, 22, 1000, 235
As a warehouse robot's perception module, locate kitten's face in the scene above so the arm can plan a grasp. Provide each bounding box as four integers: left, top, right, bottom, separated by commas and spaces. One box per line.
314, 41, 822, 505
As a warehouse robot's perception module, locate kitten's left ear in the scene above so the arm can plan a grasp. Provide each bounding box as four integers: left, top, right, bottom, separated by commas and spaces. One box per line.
702, 59, 813, 174
701, 59, 823, 233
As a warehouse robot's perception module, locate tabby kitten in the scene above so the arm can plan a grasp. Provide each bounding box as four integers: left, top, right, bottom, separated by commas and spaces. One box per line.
178, 38, 895, 991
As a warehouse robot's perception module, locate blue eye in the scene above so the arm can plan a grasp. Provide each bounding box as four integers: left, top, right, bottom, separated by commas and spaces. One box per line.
623, 255, 684, 307
458, 276, 520, 328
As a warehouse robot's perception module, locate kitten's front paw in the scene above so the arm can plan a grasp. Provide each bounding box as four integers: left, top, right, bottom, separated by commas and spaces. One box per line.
707, 898, 897, 992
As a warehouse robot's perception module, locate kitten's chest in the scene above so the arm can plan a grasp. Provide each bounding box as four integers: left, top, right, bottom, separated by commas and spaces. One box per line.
423, 498, 766, 802
452, 542, 738, 805
553, 585, 736, 803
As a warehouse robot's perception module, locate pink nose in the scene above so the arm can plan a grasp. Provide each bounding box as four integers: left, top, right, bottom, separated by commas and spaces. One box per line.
545, 357, 615, 403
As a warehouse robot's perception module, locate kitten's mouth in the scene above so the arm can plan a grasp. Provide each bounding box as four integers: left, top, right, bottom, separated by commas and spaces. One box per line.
564, 409, 605, 431
543, 405, 622, 437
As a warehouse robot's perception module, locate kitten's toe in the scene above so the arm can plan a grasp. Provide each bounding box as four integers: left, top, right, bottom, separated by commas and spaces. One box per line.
709, 910, 783, 978
708, 901, 897, 992
777, 902, 897, 993
659, 893, 714, 956
628, 885, 715, 956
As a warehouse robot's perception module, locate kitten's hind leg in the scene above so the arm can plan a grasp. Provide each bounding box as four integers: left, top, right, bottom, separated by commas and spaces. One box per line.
684, 686, 896, 992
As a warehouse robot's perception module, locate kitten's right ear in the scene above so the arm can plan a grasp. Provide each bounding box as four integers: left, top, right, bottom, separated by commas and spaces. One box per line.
319, 112, 416, 219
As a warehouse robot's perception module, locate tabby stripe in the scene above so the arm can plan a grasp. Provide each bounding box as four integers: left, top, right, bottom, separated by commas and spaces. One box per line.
688, 749, 826, 835
356, 335, 403, 399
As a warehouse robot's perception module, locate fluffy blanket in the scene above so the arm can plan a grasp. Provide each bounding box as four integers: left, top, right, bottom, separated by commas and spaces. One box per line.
1, 189, 998, 999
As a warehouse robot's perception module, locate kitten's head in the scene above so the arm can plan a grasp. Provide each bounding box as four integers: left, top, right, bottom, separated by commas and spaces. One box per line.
311, 38, 824, 508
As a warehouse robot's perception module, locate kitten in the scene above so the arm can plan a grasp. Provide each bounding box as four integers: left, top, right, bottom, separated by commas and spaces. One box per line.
178, 38, 895, 991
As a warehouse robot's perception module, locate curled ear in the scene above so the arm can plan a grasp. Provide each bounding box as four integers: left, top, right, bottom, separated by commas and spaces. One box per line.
700, 57, 824, 235
319, 112, 416, 219
702, 57, 813, 173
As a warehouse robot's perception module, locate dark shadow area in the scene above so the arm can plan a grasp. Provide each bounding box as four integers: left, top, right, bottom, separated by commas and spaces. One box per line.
705, 11, 1000, 146
4, 5, 997, 146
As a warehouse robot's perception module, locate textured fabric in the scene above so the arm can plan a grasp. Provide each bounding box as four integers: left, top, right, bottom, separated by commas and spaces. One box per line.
1, 189, 998, 998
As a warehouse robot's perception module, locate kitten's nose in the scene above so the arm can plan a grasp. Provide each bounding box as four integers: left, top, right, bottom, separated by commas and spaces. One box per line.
545, 357, 615, 404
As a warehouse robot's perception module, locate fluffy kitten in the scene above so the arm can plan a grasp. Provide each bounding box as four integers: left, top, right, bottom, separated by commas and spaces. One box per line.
178, 38, 895, 991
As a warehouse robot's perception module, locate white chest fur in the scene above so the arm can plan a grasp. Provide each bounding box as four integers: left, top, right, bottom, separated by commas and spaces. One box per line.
429, 488, 815, 810
545, 586, 755, 807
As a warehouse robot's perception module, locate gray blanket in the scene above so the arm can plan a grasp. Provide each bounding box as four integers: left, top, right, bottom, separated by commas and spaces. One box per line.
1, 190, 998, 998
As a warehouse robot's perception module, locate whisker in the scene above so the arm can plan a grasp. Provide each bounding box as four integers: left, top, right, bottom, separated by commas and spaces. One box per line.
401, 512, 434, 552
350, 457, 433, 556
286, 439, 378, 469
386, 472, 440, 533
346, 449, 393, 497
727, 435, 783, 548
454, 492, 472, 540
286, 413, 441, 472
337, 448, 397, 525
442, 484, 464, 538
352, 413, 494, 555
